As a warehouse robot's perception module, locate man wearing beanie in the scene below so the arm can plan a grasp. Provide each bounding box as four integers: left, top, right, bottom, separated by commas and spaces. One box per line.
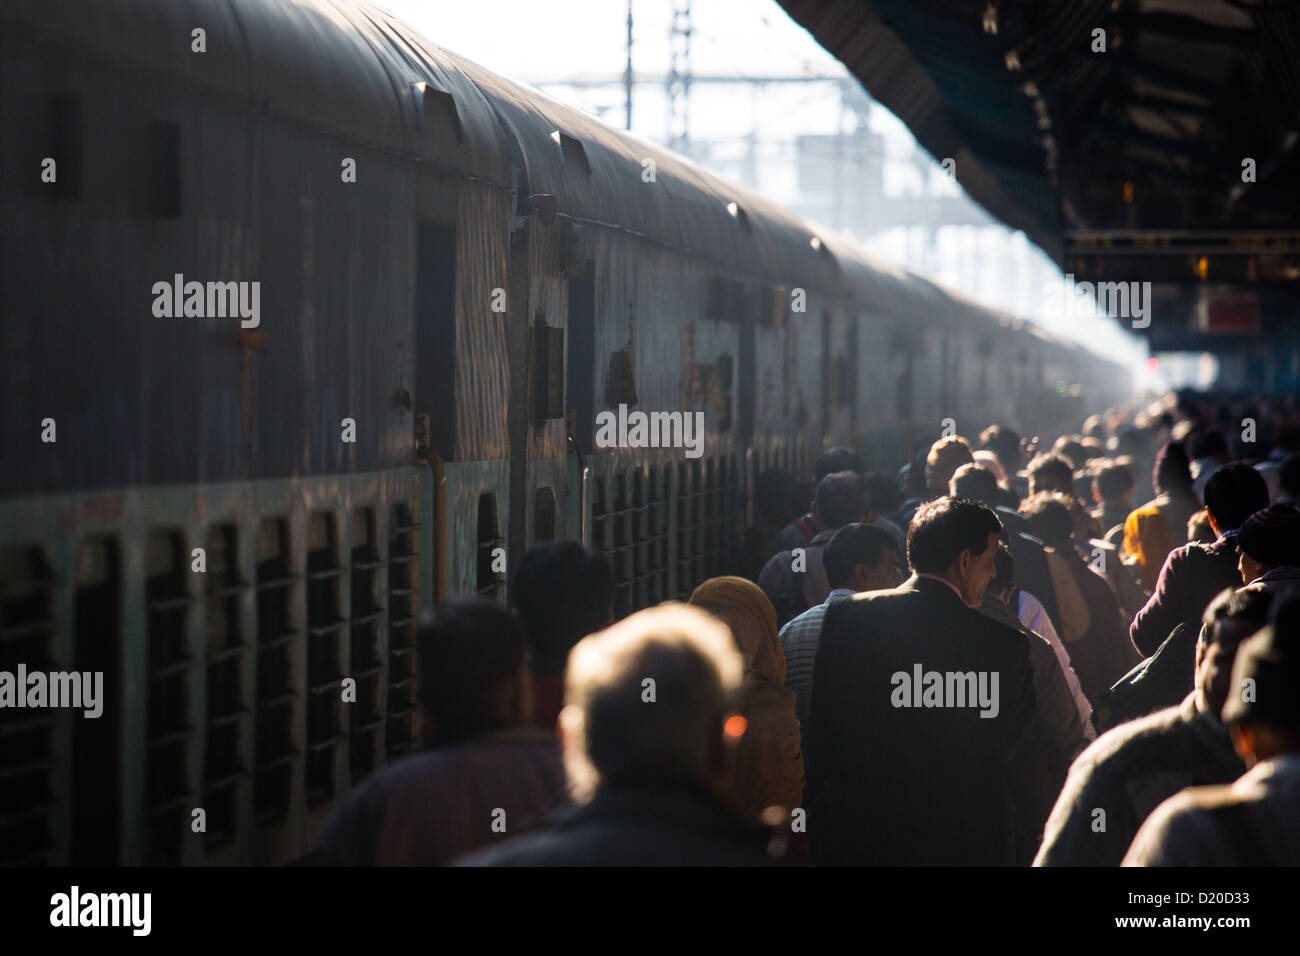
1123, 597, 1300, 865
1237, 503, 1300, 601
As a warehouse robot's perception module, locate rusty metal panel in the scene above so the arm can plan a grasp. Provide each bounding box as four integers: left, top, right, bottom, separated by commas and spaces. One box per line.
452, 181, 511, 462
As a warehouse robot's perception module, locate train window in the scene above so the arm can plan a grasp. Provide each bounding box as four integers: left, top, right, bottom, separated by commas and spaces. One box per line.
676, 461, 703, 598
305, 513, 345, 808
608, 473, 631, 618
534, 488, 556, 543
551, 130, 591, 177
149, 122, 182, 217
650, 468, 670, 604
349, 509, 384, 784
387, 504, 419, 761
591, 473, 609, 553
705, 459, 722, 578
48, 94, 81, 200
203, 523, 247, 853
531, 320, 566, 422
144, 529, 194, 865
475, 494, 503, 600
253, 517, 297, 829
72, 535, 122, 864
0, 546, 56, 864
628, 469, 669, 611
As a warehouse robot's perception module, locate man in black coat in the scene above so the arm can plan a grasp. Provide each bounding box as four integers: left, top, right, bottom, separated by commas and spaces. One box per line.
1129, 463, 1268, 656
804, 496, 1056, 866
456, 603, 786, 866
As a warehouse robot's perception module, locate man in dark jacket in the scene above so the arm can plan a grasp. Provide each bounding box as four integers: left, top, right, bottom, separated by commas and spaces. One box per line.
767, 447, 865, 556
1034, 587, 1271, 866
1129, 463, 1268, 656
457, 603, 786, 866
951, 462, 1063, 636
317, 600, 565, 865
759, 470, 867, 626
804, 497, 1055, 865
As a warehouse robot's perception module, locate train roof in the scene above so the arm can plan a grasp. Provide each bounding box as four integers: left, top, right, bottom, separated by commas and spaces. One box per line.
7, 0, 1125, 374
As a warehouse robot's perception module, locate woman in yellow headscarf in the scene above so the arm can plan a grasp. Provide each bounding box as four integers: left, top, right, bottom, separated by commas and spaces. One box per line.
688, 576, 804, 822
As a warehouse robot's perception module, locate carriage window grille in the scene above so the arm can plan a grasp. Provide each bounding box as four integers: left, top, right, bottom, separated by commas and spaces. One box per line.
631, 470, 669, 611
592, 470, 669, 615
676, 461, 703, 598
305, 513, 346, 807
592, 473, 631, 618
203, 523, 247, 852
387, 503, 419, 761
349, 508, 385, 783
677, 458, 737, 595
254, 518, 297, 828
143, 530, 194, 864
475, 494, 503, 599
0, 547, 56, 864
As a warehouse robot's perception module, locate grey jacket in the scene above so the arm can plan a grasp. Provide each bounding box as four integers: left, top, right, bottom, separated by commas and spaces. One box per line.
1034, 692, 1244, 866
1123, 754, 1300, 866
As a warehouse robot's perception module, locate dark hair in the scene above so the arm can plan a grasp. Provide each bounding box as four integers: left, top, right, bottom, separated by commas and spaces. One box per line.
815, 447, 865, 483
511, 541, 613, 673
1204, 585, 1273, 634
1200, 587, 1273, 663
1202, 462, 1270, 531
1027, 454, 1075, 493
1274, 424, 1300, 455
907, 497, 1002, 575
1051, 437, 1089, 470
1093, 459, 1134, 500
815, 470, 868, 528
823, 523, 897, 588
949, 462, 999, 506
1154, 441, 1193, 494
1020, 492, 1075, 547
1188, 429, 1229, 462
979, 425, 1021, 466
1280, 453, 1300, 500
990, 543, 1015, 594
902, 448, 929, 498
865, 470, 904, 516
417, 598, 528, 746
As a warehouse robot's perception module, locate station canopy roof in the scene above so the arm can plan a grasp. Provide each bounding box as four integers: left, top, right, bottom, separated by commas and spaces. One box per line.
778, 0, 1300, 349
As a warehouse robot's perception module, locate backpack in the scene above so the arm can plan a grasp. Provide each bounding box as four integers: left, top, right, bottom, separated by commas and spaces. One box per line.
1092, 622, 1198, 734
771, 538, 828, 628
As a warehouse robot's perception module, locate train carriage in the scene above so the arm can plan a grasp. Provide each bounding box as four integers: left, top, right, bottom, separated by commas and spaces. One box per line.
0, 0, 1130, 866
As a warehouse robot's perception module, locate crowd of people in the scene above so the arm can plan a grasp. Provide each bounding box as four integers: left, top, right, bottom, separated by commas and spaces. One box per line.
316, 391, 1300, 866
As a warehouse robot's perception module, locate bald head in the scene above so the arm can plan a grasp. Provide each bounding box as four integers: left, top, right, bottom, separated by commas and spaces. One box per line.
560, 603, 744, 802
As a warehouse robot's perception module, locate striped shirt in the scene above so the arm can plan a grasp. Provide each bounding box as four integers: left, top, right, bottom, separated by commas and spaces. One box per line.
780, 588, 858, 736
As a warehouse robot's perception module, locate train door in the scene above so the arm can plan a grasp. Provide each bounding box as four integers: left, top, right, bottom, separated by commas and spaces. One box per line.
566, 270, 595, 544
415, 220, 456, 605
